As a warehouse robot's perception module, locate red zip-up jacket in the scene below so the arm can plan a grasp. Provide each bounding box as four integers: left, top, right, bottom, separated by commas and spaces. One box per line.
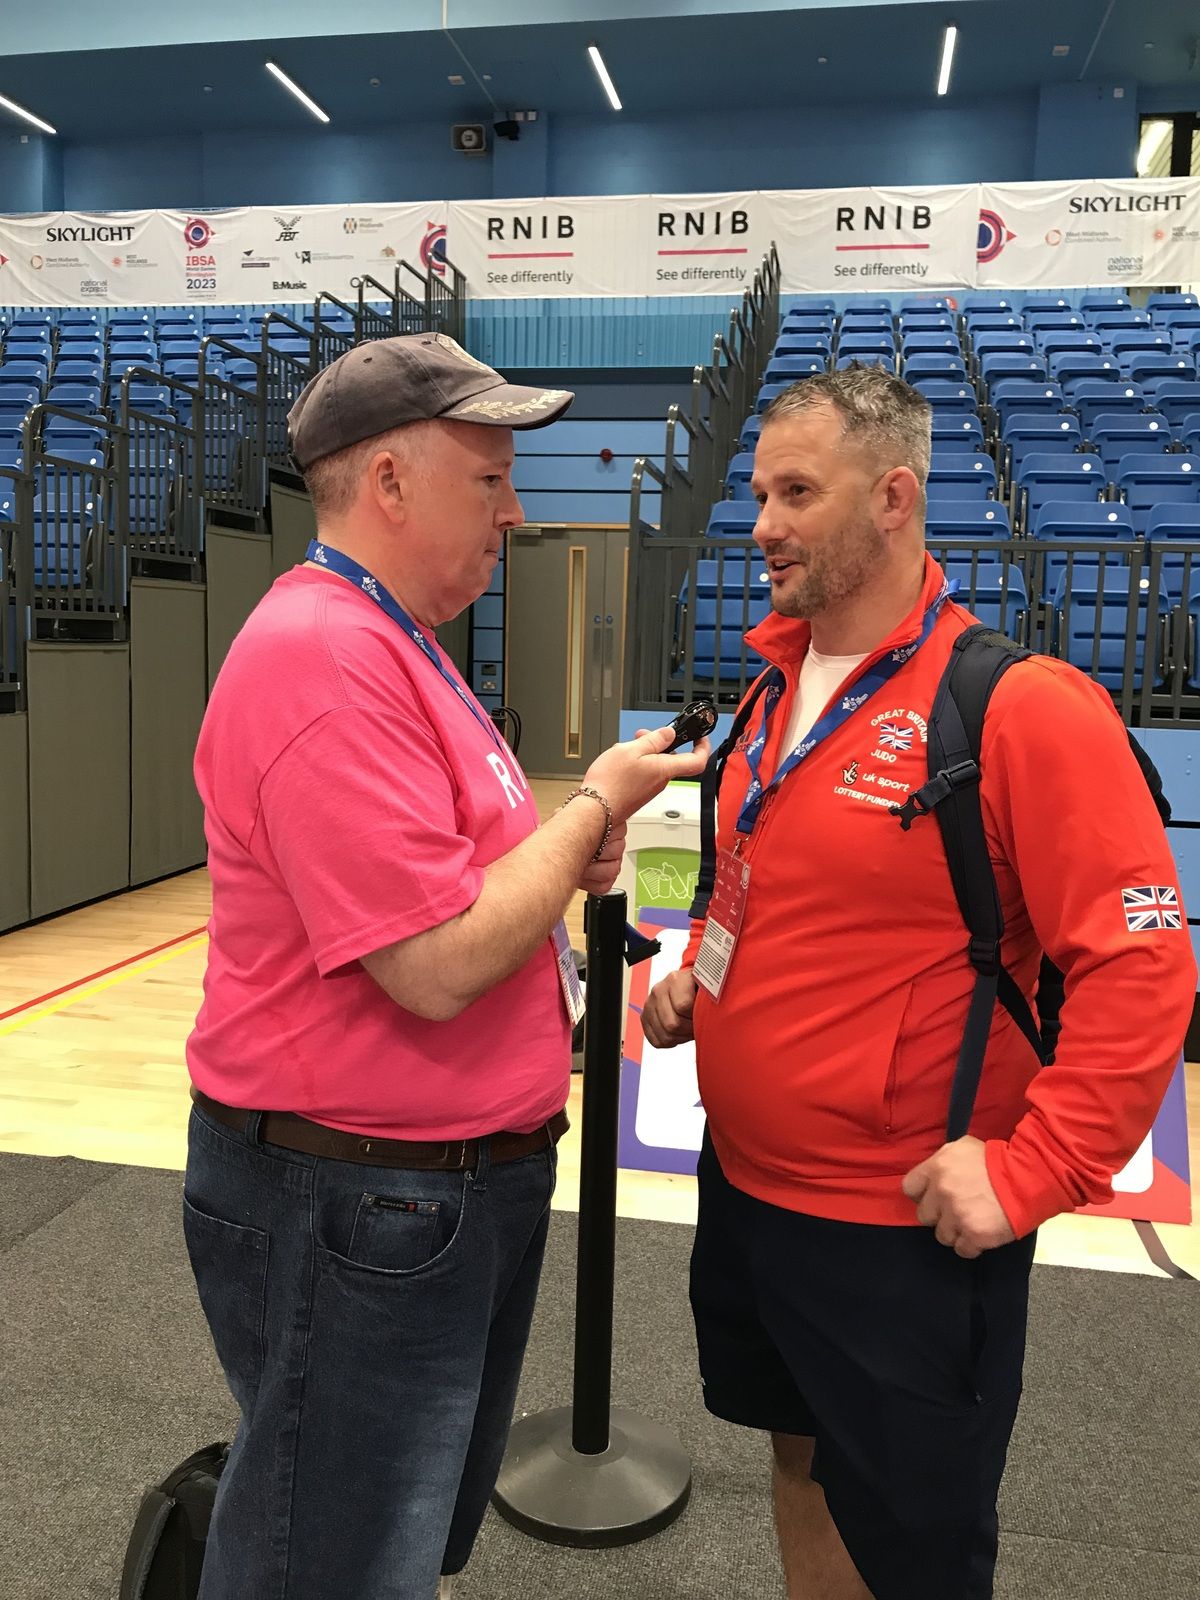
683, 554, 1196, 1237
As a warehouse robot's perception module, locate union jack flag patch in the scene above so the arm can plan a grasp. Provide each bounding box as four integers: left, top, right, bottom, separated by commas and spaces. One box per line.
1122, 886, 1182, 932
877, 722, 914, 752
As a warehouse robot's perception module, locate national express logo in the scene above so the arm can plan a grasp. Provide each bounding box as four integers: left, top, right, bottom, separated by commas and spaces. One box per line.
977, 209, 1015, 264
183, 217, 214, 250
420, 221, 448, 278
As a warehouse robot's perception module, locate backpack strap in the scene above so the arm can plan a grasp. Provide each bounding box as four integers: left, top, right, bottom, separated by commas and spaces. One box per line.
690, 670, 776, 920
892, 626, 1046, 1142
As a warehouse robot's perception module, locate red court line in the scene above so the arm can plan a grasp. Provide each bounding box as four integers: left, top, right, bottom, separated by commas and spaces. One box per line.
835, 243, 931, 252
0, 924, 209, 1021
488, 252, 575, 259
657, 248, 749, 256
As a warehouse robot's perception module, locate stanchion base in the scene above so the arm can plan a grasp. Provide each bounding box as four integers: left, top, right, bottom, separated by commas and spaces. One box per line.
492, 1405, 692, 1548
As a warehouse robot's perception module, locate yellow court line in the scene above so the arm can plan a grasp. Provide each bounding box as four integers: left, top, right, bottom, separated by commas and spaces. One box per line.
0, 936, 209, 1038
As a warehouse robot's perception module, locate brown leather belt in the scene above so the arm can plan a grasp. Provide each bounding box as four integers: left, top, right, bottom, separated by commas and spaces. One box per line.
190, 1087, 569, 1172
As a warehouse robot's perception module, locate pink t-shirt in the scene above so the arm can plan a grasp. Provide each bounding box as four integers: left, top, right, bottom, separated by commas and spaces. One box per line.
187, 565, 571, 1139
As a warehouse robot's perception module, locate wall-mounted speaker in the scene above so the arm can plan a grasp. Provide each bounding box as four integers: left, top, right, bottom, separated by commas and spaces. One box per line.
452, 123, 487, 154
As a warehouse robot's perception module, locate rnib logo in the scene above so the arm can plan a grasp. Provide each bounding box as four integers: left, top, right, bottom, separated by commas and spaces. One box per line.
183, 217, 213, 249
420, 222, 448, 279
977, 209, 1015, 264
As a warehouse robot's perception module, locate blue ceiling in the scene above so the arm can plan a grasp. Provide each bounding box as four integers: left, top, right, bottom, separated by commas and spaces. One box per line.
1, 0, 1198, 140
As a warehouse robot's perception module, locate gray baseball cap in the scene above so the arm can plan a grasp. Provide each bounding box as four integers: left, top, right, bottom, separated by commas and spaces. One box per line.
287, 332, 574, 470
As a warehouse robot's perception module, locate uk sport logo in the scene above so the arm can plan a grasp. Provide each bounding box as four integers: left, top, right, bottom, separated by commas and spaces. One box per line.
1122, 886, 1182, 932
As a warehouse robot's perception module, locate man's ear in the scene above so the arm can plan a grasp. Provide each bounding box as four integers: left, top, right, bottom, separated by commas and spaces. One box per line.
368, 448, 406, 524
877, 466, 921, 531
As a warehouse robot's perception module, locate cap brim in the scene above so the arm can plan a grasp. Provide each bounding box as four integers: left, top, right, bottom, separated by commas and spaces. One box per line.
440, 381, 574, 430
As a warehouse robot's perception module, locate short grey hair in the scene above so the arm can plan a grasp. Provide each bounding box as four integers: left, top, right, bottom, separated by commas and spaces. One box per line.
761, 362, 933, 495
304, 419, 437, 519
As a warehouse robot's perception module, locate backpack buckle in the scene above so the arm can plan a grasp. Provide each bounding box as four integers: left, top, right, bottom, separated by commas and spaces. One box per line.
968, 935, 1001, 975
889, 760, 981, 831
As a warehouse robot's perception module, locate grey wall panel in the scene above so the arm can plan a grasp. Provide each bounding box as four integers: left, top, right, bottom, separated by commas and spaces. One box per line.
0, 715, 30, 931
27, 644, 130, 920
205, 522, 272, 694
269, 479, 317, 580
130, 580, 207, 886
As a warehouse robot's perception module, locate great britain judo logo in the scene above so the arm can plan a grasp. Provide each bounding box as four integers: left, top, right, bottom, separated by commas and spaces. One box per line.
876, 722, 914, 752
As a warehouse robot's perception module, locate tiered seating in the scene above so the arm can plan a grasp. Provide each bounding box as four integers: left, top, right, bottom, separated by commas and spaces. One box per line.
693, 292, 1200, 700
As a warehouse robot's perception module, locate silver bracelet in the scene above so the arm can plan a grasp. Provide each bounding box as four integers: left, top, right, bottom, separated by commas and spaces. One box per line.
563, 786, 613, 863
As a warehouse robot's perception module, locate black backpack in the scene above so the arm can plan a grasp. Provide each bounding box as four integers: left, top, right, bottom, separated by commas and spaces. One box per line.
691, 626, 1186, 1273
118, 1442, 229, 1600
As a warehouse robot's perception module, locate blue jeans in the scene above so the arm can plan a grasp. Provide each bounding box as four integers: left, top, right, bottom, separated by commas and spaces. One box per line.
183, 1101, 556, 1600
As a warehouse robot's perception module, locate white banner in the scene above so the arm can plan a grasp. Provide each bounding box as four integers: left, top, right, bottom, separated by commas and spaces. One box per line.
0, 183, 1197, 304
764, 185, 979, 293
978, 179, 1200, 289
0, 204, 447, 307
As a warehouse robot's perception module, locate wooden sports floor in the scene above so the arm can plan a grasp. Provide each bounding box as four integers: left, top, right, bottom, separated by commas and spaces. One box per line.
2, 779, 1197, 1274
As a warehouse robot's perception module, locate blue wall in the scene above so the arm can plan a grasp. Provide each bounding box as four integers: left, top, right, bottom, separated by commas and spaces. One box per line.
48, 81, 1166, 211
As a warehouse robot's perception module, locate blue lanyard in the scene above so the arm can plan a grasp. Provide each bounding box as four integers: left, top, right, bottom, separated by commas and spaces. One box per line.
738, 581, 950, 835
306, 540, 502, 747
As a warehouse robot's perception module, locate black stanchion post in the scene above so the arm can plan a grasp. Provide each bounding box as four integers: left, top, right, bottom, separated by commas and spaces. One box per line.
491, 889, 692, 1547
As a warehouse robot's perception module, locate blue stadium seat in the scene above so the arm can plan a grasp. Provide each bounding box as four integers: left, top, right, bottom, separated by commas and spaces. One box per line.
46, 383, 103, 411
57, 309, 101, 329
707, 502, 759, 539
1080, 295, 1131, 317
1071, 381, 1146, 434
1116, 453, 1200, 536
1111, 331, 1174, 361
837, 336, 896, 360
971, 333, 1035, 362
122, 385, 173, 417
1016, 453, 1105, 532
0, 445, 22, 470
1028, 312, 1087, 341
931, 414, 985, 452
926, 454, 997, 502
841, 298, 891, 315
962, 296, 1018, 317
756, 382, 794, 413
900, 297, 951, 313
898, 314, 955, 335
911, 378, 976, 413
56, 333, 104, 361
839, 316, 893, 336
42, 442, 104, 470
904, 354, 967, 382
1146, 293, 1199, 314
902, 333, 961, 356
1050, 353, 1120, 389
109, 312, 152, 331
980, 353, 1045, 389
780, 313, 835, 338
1179, 414, 1200, 455
942, 562, 1028, 636
1038, 331, 1102, 361
1022, 295, 1073, 312
0, 387, 41, 428
1089, 414, 1171, 477
966, 316, 1025, 337
108, 341, 158, 365
991, 380, 1064, 431
1126, 352, 1196, 387
41, 416, 105, 448
773, 336, 832, 359
1154, 308, 1200, 333
0, 362, 48, 389
764, 355, 826, 382
1051, 568, 1166, 689
1002, 414, 1083, 481
740, 413, 762, 449
1030, 501, 1136, 601
725, 452, 755, 501
679, 559, 771, 678
1144, 504, 1200, 604
52, 358, 103, 383
835, 352, 896, 373
1093, 310, 1152, 335
924, 500, 1010, 542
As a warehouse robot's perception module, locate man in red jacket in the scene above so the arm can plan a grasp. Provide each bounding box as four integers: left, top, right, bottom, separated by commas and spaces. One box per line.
642, 365, 1196, 1600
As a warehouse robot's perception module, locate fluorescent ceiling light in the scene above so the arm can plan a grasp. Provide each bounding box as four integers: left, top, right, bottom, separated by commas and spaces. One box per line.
1136, 119, 1171, 176
265, 60, 330, 124
936, 24, 958, 96
587, 44, 623, 112
0, 91, 56, 136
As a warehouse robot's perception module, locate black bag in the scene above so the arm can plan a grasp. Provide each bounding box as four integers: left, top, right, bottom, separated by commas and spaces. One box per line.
889, 625, 1172, 1138
118, 1442, 229, 1600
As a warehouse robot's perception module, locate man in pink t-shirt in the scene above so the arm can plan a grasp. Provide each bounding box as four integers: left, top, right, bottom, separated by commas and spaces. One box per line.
184, 334, 709, 1600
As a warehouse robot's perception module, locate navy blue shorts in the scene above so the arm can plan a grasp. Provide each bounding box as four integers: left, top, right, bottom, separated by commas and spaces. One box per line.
690, 1131, 1036, 1600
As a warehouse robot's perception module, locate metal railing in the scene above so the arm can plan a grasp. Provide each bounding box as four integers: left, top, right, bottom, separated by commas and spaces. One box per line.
0, 463, 32, 709
117, 369, 203, 574
625, 246, 780, 703
626, 534, 1200, 726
